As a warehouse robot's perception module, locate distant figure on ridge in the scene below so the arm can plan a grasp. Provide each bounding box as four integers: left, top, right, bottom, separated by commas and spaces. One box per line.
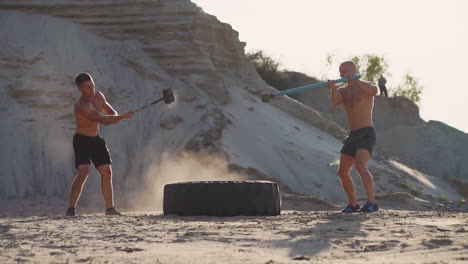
66, 73, 134, 217
378, 75, 388, 97
327, 61, 379, 213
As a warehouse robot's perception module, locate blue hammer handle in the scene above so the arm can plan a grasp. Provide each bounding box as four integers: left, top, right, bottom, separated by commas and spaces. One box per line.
271, 74, 361, 98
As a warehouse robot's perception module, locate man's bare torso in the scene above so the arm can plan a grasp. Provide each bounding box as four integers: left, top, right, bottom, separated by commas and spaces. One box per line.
74, 92, 105, 137
340, 84, 374, 131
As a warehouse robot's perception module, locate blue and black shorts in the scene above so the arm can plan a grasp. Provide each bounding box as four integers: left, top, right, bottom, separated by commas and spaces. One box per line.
340, 127, 376, 157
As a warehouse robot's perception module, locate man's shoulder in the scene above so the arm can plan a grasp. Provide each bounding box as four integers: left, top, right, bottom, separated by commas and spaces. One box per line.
75, 99, 91, 113
338, 86, 348, 93
95, 91, 105, 99
74, 99, 83, 109
74, 100, 85, 118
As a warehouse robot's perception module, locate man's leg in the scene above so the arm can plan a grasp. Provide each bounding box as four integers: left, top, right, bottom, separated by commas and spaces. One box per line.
337, 154, 358, 207
354, 149, 375, 204
96, 164, 114, 209
68, 164, 90, 208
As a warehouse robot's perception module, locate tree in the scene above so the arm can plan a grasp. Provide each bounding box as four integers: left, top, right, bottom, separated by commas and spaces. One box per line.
247, 50, 288, 89
392, 73, 423, 104
351, 54, 389, 84
247, 50, 279, 73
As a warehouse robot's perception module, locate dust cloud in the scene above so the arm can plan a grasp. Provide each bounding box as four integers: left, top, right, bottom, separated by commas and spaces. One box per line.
125, 151, 246, 211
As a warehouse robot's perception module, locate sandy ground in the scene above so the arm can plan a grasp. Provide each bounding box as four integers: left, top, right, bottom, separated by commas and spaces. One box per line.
1, 200, 467, 264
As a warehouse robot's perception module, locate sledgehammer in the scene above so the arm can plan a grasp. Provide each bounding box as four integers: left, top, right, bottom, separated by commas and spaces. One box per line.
135, 88, 175, 113
260, 74, 361, 103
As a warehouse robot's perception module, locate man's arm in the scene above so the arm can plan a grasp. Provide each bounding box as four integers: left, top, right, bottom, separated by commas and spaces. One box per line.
327, 81, 343, 107
97, 91, 118, 116
78, 103, 133, 125
358, 80, 378, 96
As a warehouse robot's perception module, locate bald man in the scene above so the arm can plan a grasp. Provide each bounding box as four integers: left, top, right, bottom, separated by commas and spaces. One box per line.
327, 61, 379, 213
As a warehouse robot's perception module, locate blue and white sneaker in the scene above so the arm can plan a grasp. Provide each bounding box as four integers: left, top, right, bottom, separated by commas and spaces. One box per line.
341, 203, 361, 213
358, 201, 379, 212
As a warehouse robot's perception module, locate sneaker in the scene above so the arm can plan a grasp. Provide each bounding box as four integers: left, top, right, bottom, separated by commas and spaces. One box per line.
105, 207, 123, 216
359, 201, 379, 212
341, 203, 361, 213
66, 207, 76, 216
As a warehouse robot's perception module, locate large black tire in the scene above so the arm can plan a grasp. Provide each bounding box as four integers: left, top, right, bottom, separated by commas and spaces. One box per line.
163, 181, 281, 216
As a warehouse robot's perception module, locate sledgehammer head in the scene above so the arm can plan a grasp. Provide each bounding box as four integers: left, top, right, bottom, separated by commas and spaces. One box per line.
261, 92, 272, 103
163, 88, 175, 104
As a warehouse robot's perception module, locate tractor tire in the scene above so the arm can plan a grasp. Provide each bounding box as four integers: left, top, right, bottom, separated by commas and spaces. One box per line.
163, 181, 281, 216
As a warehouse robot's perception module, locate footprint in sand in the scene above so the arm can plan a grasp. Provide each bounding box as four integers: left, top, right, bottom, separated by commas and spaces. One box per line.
422, 238, 454, 249
115, 246, 144, 253
364, 240, 400, 252
292, 255, 310, 260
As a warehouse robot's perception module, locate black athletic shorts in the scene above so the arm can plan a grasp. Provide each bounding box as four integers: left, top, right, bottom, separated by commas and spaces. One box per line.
340, 127, 376, 157
73, 133, 112, 168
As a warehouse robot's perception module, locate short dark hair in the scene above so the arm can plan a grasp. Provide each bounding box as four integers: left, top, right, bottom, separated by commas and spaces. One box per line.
74, 72, 92, 87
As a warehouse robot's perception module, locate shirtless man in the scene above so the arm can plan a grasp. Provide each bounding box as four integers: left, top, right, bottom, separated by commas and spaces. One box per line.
327, 61, 379, 213
66, 73, 134, 216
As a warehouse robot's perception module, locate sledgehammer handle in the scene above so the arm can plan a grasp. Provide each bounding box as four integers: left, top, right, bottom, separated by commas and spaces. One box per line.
135, 98, 164, 113
271, 74, 361, 98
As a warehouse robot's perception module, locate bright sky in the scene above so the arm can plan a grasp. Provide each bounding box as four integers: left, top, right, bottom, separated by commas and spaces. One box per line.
192, 0, 468, 132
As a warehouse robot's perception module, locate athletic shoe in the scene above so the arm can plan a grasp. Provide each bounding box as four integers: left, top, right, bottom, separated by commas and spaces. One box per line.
105, 207, 123, 216
358, 201, 379, 212
65, 207, 76, 216
341, 203, 361, 213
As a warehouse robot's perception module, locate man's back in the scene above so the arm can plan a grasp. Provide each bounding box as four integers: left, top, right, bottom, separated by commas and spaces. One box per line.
340, 84, 375, 130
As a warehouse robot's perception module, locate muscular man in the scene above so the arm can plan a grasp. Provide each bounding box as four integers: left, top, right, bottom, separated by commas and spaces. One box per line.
66, 73, 134, 216
327, 61, 379, 213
